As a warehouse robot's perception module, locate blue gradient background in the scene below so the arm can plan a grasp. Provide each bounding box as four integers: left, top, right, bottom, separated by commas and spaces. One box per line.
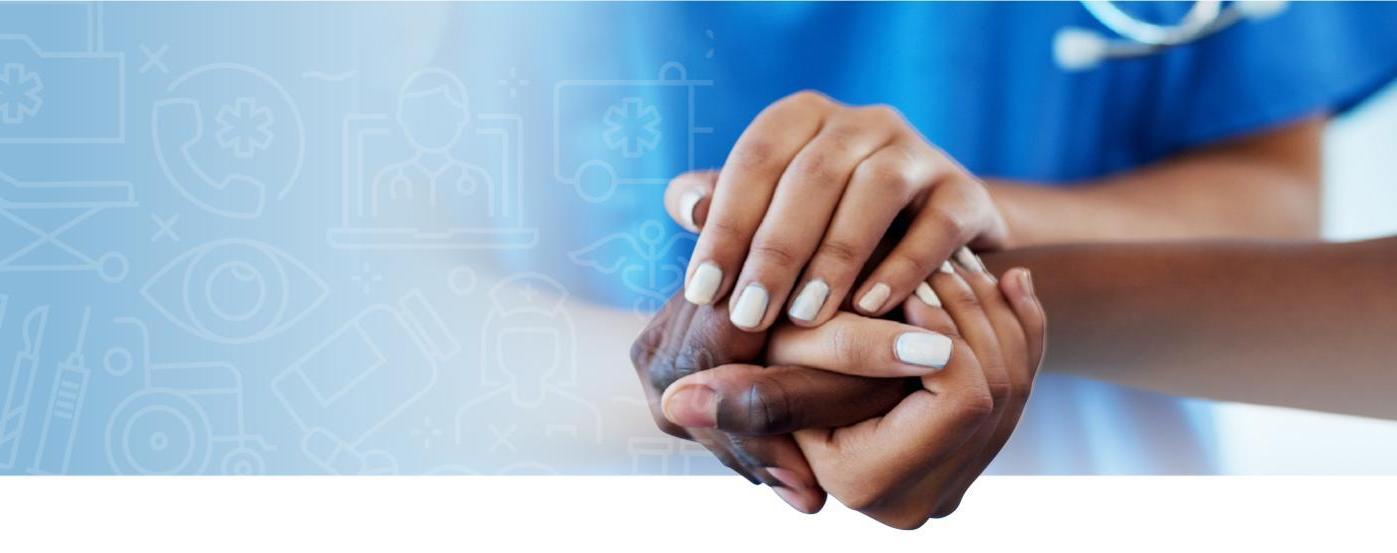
3, 2, 1397, 476
0, 2, 700, 475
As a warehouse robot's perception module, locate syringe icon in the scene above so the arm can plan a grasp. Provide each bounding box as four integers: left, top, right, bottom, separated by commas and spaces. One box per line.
31, 307, 92, 474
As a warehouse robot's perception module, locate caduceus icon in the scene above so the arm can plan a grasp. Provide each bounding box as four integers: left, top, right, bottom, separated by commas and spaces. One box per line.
569, 220, 694, 315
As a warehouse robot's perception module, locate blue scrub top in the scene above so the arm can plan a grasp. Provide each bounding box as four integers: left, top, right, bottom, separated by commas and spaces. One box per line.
448, 1, 1397, 473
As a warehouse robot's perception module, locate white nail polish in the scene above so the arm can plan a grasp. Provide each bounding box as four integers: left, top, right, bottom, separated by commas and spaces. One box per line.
895, 332, 953, 370
857, 282, 891, 313
914, 282, 941, 307
685, 262, 722, 305
678, 189, 704, 232
939, 260, 955, 274
787, 279, 829, 322
955, 247, 986, 272
730, 284, 769, 329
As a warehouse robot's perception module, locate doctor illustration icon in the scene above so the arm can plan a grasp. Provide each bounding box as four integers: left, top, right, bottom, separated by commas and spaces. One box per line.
455, 274, 603, 473
370, 68, 492, 234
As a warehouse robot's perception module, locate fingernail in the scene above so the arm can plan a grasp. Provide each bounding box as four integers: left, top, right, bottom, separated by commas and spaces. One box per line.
1019, 269, 1035, 296
678, 189, 705, 232
684, 262, 722, 305
787, 279, 829, 322
857, 282, 891, 313
894, 332, 953, 370
661, 384, 717, 428
729, 283, 769, 329
914, 281, 941, 307
773, 487, 811, 513
766, 467, 818, 514
955, 247, 986, 272
939, 260, 955, 274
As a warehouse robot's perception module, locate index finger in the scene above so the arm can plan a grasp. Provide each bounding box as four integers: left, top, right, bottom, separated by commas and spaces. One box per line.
682, 91, 832, 306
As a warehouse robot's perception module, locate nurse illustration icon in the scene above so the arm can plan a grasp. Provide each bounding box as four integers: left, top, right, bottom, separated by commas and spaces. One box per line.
455, 273, 603, 473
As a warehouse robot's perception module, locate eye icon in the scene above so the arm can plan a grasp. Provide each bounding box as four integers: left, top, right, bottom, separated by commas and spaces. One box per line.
142, 239, 328, 343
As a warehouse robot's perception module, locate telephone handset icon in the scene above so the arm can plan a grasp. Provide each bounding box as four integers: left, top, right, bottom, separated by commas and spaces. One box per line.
152, 98, 266, 219
151, 63, 304, 220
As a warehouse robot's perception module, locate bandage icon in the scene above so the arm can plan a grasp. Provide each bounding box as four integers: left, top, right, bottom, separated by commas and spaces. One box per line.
273, 291, 458, 474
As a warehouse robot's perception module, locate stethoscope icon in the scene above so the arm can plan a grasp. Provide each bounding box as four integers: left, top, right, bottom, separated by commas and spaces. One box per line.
1055, 0, 1288, 70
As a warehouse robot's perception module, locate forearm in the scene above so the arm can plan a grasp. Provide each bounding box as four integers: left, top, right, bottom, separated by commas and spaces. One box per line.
983, 237, 1397, 420
987, 117, 1324, 246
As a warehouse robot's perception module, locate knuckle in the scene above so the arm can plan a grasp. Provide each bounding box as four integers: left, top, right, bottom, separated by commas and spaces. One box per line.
943, 283, 980, 309
956, 384, 997, 427
931, 496, 965, 519
986, 377, 1012, 412
727, 139, 780, 174
702, 217, 750, 246
925, 204, 971, 243
883, 511, 932, 531
829, 324, 864, 367
854, 155, 912, 192
733, 377, 793, 435
889, 252, 937, 282
984, 368, 1013, 408
861, 104, 904, 126
839, 477, 897, 513
629, 328, 661, 369
749, 240, 802, 270
815, 238, 863, 266
790, 150, 844, 187
785, 89, 831, 109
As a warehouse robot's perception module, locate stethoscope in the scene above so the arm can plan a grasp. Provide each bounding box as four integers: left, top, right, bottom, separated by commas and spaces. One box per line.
1055, 0, 1288, 70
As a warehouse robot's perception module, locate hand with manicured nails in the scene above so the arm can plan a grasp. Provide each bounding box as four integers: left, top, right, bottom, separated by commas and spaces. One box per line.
632, 258, 1045, 528
666, 90, 1009, 332
629, 293, 910, 513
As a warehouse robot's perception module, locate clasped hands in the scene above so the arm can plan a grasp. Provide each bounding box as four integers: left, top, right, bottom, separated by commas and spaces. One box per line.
630, 92, 1046, 529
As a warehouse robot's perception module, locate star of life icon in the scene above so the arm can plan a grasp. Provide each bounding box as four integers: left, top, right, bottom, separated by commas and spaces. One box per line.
554, 62, 712, 203
0, 21, 124, 143
214, 97, 274, 158
0, 62, 43, 124
602, 97, 661, 158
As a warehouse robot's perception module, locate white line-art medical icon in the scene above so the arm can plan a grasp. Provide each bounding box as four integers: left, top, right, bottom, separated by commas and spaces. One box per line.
0, 304, 48, 470
328, 68, 537, 250
628, 437, 675, 474
0, 5, 124, 144
104, 317, 275, 475
454, 273, 603, 473
554, 62, 712, 203
603, 97, 662, 158
152, 63, 305, 219
141, 239, 328, 344
568, 219, 695, 315
273, 290, 458, 475
29, 307, 92, 474
0, 62, 43, 124
0, 171, 135, 282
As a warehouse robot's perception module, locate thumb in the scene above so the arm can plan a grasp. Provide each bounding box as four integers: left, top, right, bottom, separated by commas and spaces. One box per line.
663, 170, 718, 233
660, 362, 909, 436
